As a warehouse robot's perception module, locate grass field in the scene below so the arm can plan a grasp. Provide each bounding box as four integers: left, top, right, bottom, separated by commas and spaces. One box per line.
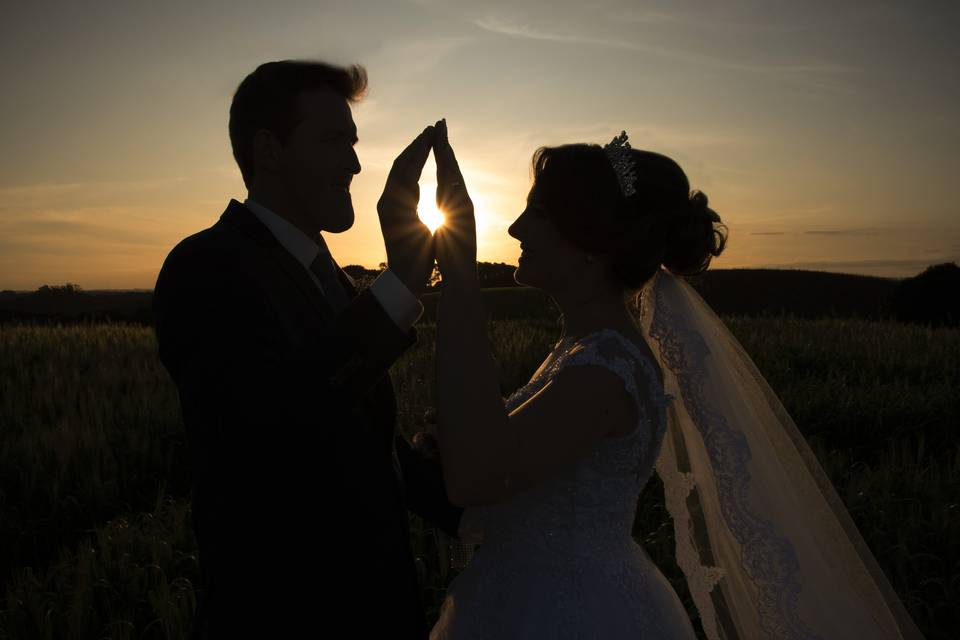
0, 299, 957, 638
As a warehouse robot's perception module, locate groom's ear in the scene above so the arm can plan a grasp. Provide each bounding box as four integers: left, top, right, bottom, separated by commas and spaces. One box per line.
252, 128, 282, 173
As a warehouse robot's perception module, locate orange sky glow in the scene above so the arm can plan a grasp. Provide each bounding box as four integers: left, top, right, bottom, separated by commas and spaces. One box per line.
2, 1, 958, 290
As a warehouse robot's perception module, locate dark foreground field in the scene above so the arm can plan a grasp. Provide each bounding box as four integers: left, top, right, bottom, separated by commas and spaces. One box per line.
0, 292, 957, 638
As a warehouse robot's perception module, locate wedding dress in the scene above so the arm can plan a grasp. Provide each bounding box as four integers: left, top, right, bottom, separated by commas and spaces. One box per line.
431, 267, 923, 640
431, 325, 698, 639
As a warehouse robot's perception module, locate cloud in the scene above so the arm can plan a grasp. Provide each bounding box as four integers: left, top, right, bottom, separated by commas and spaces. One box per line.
0, 173, 229, 273
0, 176, 190, 212
602, 6, 801, 33
366, 35, 475, 79
804, 228, 884, 236
2, 215, 166, 251
757, 258, 940, 270
471, 16, 857, 89
601, 8, 677, 25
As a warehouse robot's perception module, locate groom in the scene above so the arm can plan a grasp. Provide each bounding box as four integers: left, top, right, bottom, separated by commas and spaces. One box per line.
153, 60, 463, 639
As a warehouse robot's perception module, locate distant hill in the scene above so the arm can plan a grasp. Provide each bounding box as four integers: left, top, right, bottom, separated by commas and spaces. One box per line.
418, 268, 902, 323
684, 268, 899, 320
0, 267, 906, 325
0, 286, 154, 324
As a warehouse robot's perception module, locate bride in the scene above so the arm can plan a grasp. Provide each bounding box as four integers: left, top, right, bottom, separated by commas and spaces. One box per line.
427, 121, 922, 639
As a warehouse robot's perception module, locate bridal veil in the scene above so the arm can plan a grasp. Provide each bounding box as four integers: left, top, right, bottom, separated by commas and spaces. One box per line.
638, 267, 923, 639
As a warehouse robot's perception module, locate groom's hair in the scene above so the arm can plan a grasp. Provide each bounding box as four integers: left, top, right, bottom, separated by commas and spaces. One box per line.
229, 60, 368, 188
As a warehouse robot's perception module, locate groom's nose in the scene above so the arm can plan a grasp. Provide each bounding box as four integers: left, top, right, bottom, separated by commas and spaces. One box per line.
347, 147, 361, 174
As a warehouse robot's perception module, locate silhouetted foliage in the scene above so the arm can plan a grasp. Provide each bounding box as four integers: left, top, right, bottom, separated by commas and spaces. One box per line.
891, 262, 960, 328
429, 264, 442, 289
342, 262, 517, 291
685, 269, 899, 320
476, 262, 520, 288
0, 285, 151, 324
342, 264, 384, 290
428, 262, 519, 290
3, 266, 955, 327
35, 283, 85, 298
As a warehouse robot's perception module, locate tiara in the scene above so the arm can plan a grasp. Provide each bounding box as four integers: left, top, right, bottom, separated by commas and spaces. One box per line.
603, 131, 637, 198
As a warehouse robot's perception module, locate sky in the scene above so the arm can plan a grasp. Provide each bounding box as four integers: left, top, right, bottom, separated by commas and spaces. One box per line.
2, 0, 958, 289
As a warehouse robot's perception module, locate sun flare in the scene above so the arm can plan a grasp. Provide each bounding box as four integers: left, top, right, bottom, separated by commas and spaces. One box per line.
417, 181, 449, 233
417, 179, 491, 236
418, 197, 446, 233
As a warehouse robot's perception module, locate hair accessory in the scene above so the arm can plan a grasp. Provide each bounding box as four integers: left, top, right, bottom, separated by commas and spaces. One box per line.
603, 131, 637, 198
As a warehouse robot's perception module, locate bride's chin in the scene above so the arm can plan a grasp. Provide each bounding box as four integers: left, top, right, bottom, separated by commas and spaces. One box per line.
514, 266, 547, 290
513, 265, 530, 287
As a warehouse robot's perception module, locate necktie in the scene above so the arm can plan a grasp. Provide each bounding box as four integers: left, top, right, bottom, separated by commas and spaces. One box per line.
309, 251, 350, 312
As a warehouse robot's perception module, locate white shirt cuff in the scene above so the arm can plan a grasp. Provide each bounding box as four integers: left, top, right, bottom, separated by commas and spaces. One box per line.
369, 269, 424, 331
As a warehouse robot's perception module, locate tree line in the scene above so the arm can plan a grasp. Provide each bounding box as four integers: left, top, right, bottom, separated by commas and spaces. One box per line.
1, 262, 957, 328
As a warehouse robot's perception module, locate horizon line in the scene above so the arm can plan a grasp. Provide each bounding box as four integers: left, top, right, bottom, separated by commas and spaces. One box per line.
5, 263, 952, 293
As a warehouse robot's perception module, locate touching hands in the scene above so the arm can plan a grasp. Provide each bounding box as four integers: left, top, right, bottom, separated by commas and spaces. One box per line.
432, 119, 478, 287
377, 119, 477, 295
377, 125, 438, 296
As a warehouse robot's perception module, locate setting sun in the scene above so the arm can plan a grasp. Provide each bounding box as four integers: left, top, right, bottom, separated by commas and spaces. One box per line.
417, 176, 496, 238
417, 183, 446, 233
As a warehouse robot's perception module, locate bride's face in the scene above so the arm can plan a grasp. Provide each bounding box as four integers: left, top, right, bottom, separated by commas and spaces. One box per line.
508, 187, 592, 292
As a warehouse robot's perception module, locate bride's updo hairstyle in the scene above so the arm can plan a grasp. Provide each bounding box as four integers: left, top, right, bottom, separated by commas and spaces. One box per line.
530, 144, 728, 288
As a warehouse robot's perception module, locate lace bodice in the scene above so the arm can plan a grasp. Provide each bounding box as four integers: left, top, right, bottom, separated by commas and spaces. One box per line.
460, 328, 673, 554
432, 328, 694, 639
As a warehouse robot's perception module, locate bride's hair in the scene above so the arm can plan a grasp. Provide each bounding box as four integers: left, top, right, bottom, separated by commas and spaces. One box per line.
531, 144, 728, 287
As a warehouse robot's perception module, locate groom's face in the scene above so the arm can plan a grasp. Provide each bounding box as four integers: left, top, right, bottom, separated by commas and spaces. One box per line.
279, 88, 361, 233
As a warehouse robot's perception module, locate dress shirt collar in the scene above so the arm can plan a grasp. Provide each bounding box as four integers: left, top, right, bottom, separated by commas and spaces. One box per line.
243, 197, 329, 268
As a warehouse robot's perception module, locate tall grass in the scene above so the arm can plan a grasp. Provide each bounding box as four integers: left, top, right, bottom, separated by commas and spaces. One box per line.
0, 325, 189, 591
0, 312, 957, 638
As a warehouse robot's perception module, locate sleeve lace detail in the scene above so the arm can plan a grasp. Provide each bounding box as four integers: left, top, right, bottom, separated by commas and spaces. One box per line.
553, 329, 661, 441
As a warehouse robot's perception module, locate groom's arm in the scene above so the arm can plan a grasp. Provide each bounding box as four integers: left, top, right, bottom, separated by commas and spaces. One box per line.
326, 285, 418, 398
321, 266, 427, 397
155, 240, 413, 414
368, 268, 424, 330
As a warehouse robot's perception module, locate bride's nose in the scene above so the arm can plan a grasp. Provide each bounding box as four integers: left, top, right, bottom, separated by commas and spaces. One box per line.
508, 209, 528, 241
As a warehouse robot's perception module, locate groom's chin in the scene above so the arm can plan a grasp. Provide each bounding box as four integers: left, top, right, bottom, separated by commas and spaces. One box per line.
322, 195, 355, 233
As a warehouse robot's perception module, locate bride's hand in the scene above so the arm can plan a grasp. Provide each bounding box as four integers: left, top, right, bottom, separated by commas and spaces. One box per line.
433, 119, 478, 287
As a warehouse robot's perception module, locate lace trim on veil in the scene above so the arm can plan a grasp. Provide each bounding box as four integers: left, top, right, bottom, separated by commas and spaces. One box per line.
643, 273, 821, 640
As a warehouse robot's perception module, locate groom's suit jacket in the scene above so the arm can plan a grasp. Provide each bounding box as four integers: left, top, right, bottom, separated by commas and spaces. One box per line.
153, 199, 463, 639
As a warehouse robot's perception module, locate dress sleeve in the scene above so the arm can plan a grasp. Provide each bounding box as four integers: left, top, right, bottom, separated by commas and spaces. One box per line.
553, 331, 647, 421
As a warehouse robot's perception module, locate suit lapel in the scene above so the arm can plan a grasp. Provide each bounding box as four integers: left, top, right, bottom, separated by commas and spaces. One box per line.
335, 263, 359, 300
221, 200, 400, 449
219, 199, 337, 322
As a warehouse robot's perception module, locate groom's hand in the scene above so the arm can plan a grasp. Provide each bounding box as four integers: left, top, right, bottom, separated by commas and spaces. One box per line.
412, 431, 441, 462
377, 125, 437, 297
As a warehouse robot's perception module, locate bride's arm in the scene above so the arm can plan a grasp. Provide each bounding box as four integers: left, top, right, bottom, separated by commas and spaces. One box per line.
436, 297, 636, 506
432, 122, 636, 507
435, 281, 512, 505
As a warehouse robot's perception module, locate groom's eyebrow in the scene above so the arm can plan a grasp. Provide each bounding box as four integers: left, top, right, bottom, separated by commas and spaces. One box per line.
323, 126, 358, 143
